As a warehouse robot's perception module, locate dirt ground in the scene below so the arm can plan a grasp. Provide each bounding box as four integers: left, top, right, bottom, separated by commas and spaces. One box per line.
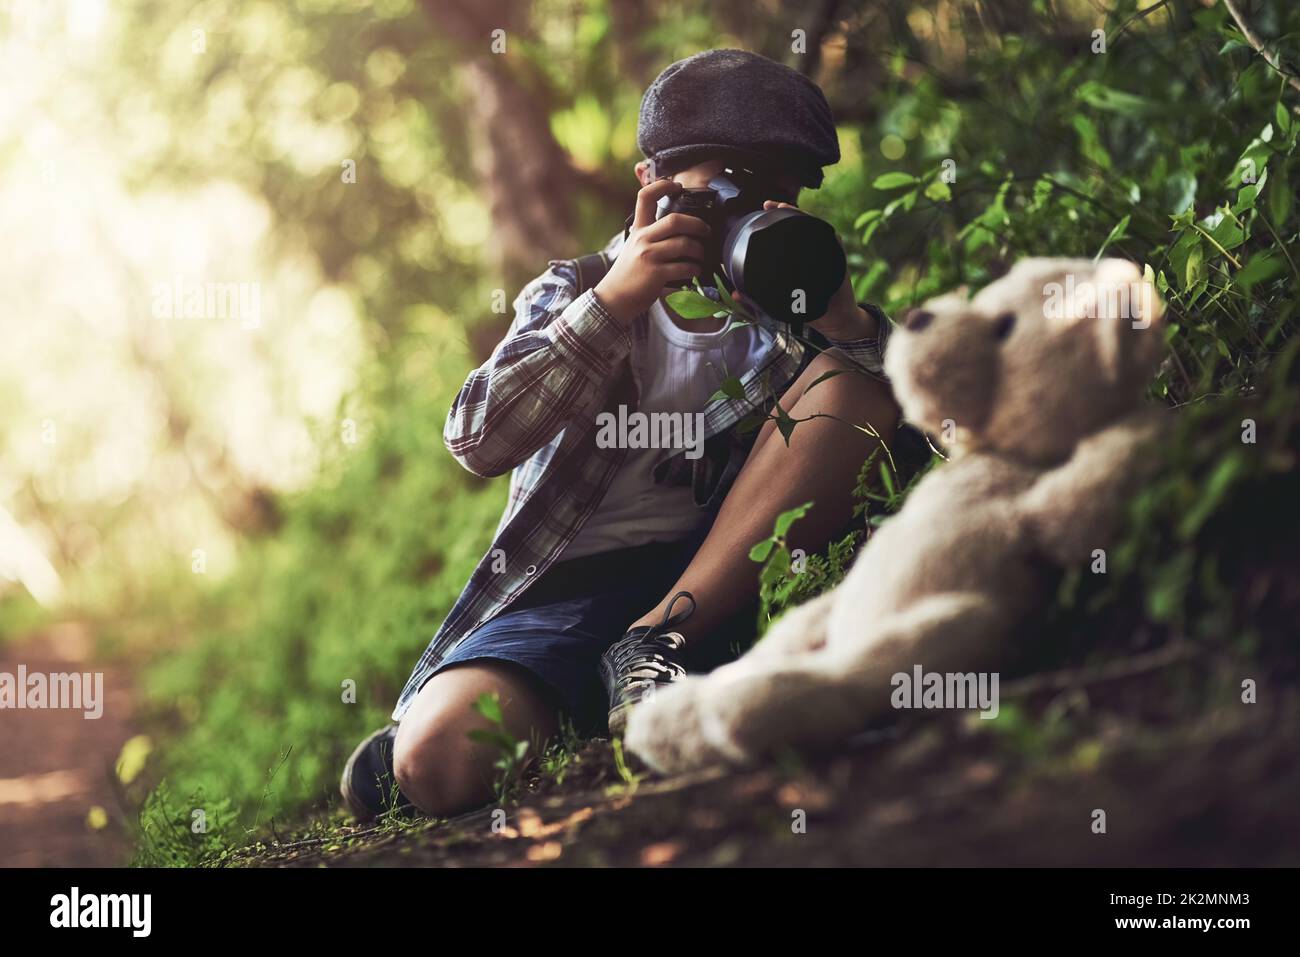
0, 625, 138, 867
6, 622, 1293, 870
234, 661, 1300, 869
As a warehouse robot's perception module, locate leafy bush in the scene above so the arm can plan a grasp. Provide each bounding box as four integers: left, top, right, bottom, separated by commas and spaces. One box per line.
759, 1, 1300, 629
827, 5, 1299, 396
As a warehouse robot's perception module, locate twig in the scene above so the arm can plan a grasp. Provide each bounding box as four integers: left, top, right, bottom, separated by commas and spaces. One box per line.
266, 826, 383, 852
1222, 0, 1300, 94
1000, 641, 1201, 699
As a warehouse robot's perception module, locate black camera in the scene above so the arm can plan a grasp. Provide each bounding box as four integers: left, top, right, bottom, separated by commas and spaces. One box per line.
654, 167, 846, 329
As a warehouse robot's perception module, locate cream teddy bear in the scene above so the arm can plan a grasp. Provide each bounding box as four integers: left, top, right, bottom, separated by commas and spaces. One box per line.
624, 258, 1168, 773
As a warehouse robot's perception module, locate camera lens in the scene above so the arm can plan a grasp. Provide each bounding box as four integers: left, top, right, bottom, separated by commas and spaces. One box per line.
722, 208, 846, 327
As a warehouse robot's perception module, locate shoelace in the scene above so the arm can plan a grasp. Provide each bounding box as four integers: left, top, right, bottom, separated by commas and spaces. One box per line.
610, 591, 696, 691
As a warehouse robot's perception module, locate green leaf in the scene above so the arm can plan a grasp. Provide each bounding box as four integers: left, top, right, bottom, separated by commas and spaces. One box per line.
760, 548, 792, 587
872, 171, 919, 190
737, 413, 768, 434
712, 273, 741, 312
1167, 228, 1198, 279
115, 736, 153, 786
923, 179, 952, 202
856, 259, 890, 301
1233, 183, 1259, 213
1184, 243, 1205, 289
1161, 170, 1197, 216
1234, 251, 1286, 292
473, 692, 503, 725
749, 538, 776, 562
664, 289, 720, 319
879, 461, 896, 497
775, 409, 797, 445
803, 369, 845, 393
773, 502, 813, 538
1094, 214, 1130, 258
1268, 161, 1293, 227
853, 209, 884, 229
1232, 165, 1266, 214
716, 375, 745, 401
1146, 552, 1193, 623
1178, 453, 1246, 540
1209, 210, 1246, 250
1070, 113, 1112, 170
1076, 81, 1160, 117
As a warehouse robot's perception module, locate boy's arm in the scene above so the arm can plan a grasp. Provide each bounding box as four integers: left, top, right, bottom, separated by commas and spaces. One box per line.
446, 179, 710, 477
814, 301, 891, 376
443, 266, 632, 478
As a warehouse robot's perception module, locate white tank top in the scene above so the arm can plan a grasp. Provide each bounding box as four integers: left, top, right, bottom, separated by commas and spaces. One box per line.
563, 299, 770, 559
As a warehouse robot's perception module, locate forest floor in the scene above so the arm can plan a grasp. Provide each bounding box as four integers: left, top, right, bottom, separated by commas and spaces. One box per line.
231, 654, 1300, 868
7, 622, 1295, 869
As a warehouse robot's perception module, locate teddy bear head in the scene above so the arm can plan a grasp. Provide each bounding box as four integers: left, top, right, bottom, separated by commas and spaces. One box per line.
883, 258, 1166, 464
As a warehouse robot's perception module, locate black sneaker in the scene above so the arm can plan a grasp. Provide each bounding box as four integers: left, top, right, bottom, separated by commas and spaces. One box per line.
340, 724, 415, 821
600, 591, 696, 736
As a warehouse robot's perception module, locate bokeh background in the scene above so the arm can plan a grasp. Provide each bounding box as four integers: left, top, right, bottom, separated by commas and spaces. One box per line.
1, 0, 1297, 865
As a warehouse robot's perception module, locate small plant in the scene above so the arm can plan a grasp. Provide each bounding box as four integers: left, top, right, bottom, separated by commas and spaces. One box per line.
467, 692, 532, 804
608, 737, 643, 794
749, 444, 937, 633
537, 715, 583, 786
132, 781, 239, 868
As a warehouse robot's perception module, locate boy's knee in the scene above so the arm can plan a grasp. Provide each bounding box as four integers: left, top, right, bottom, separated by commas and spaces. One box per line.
392, 722, 484, 817
800, 351, 900, 434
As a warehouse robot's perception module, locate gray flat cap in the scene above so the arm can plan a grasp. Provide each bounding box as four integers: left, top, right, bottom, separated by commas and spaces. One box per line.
637, 49, 840, 188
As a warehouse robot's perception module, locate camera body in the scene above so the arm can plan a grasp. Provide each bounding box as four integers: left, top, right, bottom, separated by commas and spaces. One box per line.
654, 168, 846, 329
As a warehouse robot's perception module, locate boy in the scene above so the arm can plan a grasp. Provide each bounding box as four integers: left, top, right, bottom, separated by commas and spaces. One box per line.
342, 49, 899, 819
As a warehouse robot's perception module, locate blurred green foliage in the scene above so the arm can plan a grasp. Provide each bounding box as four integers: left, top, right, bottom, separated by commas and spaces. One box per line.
106, 0, 1300, 861
140, 327, 506, 841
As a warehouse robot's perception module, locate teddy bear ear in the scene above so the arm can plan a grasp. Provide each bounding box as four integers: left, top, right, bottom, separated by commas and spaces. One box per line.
1091, 259, 1165, 382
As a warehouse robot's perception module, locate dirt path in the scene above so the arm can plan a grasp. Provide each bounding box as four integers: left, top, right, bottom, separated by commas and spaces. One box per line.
0, 623, 137, 867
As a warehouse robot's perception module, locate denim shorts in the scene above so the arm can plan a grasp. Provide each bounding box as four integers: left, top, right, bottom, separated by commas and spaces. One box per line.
427, 535, 754, 735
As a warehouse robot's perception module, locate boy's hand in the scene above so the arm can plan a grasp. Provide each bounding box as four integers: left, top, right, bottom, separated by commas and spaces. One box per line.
594, 180, 711, 325
757, 200, 879, 342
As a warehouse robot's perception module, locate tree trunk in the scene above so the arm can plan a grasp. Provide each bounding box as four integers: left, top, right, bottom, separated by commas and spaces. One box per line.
422, 0, 586, 292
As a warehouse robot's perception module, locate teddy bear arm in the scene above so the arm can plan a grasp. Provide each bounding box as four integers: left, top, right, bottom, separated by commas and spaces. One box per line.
1020, 415, 1160, 566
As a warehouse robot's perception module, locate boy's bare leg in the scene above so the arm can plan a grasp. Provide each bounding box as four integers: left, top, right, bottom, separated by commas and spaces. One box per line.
628, 349, 900, 640
392, 662, 559, 817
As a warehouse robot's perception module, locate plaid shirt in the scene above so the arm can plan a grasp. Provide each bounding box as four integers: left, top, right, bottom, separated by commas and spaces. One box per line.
392, 236, 891, 720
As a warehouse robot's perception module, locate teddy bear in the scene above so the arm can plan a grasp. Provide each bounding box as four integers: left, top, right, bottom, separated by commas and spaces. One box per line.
624, 257, 1168, 773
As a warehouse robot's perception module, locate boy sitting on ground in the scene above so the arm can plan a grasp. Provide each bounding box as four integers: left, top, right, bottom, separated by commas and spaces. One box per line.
342, 49, 899, 819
